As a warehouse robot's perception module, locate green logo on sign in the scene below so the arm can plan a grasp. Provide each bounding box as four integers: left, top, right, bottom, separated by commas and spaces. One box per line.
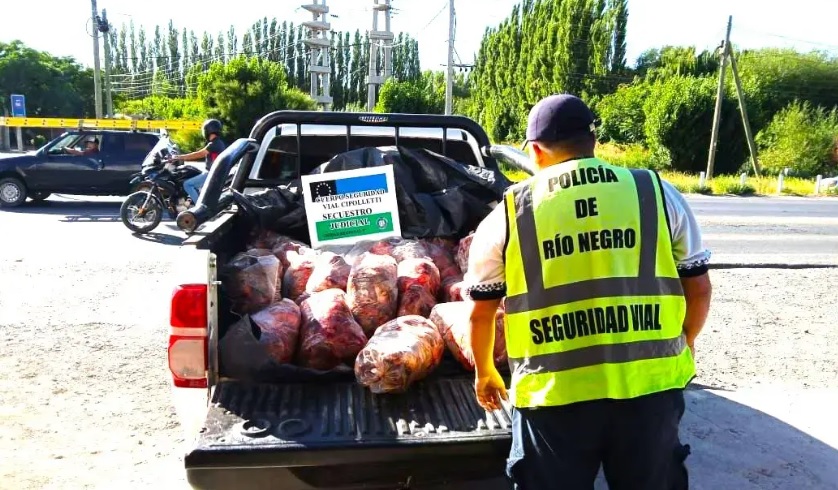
377, 217, 388, 229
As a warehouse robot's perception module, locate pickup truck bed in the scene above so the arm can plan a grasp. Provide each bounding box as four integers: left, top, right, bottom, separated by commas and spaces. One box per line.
187, 374, 512, 489
177, 112, 520, 489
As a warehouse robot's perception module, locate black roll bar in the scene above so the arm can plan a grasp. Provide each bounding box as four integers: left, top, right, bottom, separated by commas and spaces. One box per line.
176, 138, 258, 233
178, 111, 498, 233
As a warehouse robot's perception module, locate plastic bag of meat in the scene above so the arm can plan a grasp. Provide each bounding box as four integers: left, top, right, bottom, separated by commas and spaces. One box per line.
305, 252, 351, 293
355, 315, 445, 394
250, 299, 302, 364
440, 274, 465, 302
298, 289, 368, 371
272, 237, 311, 269
429, 301, 507, 371
397, 258, 441, 297
419, 239, 461, 282
456, 232, 475, 274
396, 258, 440, 318
294, 291, 311, 306
346, 253, 399, 335
388, 238, 430, 263
222, 251, 282, 314
283, 250, 318, 301
397, 284, 437, 318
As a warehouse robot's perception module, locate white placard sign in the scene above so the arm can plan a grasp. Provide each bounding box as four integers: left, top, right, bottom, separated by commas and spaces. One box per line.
301, 165, 402, 249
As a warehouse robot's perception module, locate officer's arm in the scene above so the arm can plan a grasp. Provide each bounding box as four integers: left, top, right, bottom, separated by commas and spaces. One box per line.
681, 273, 712, 348
659, 178, 713, 348
470, 298, 503, 374
463, 204, 508, 374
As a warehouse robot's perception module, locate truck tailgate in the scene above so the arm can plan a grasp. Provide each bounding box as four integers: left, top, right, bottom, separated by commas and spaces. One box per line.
186, 377, 513, 489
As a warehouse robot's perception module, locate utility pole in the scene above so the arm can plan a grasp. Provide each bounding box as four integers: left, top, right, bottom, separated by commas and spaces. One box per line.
302, 0, 333, 110
100, 9, 114, 118
705, 15, 732, 180
445, 0, 455, 115
366, 0, 393, 111
90, 0, 103, 119
728, 46, 761, 175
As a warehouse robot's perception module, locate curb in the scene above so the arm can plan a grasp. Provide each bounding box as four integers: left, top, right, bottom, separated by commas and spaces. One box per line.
709, 263, 836, 270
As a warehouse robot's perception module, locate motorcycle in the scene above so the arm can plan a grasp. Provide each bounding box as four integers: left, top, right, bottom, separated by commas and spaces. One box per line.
120, 137, 201, 234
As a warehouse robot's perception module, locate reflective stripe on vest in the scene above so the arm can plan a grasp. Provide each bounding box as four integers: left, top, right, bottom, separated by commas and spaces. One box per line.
503, 162, 694, 408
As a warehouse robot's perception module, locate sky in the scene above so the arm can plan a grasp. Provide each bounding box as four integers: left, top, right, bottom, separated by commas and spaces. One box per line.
4, 0, 838, 72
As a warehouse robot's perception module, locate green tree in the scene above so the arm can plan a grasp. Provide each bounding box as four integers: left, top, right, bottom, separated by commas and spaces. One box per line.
0, 41, 95, 117
195, 56, 317, 140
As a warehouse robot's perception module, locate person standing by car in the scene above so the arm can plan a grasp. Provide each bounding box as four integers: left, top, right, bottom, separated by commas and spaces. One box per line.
464, 94, 712, 489
171, 119, 226, 204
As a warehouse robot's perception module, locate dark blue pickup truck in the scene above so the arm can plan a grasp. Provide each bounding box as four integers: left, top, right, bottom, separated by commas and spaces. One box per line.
0, 129, 160, 207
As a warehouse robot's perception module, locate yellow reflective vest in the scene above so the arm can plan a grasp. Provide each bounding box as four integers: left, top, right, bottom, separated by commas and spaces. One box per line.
503, 158, 695, 408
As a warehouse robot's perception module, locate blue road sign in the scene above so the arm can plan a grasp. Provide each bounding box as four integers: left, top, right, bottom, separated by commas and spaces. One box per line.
10, 94, 26, 117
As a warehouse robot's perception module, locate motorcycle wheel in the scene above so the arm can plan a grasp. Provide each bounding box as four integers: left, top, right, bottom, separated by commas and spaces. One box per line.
120, 191, 163, 234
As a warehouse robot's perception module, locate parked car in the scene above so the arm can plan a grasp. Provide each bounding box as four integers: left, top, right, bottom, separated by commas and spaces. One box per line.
0, 129, 161, 207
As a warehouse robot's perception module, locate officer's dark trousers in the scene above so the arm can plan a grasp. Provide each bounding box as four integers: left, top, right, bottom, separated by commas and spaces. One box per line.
506, 389, 690, 490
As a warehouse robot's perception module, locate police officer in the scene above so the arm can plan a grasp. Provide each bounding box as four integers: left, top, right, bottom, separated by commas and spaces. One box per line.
171, 119, 227, 204
463, 94, 713, 490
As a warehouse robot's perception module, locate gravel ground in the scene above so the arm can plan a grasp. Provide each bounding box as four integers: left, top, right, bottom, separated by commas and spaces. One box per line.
2, 260, 835, 489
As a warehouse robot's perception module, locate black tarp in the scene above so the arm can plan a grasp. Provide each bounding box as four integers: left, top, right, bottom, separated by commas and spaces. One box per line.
231, 146, 511, 243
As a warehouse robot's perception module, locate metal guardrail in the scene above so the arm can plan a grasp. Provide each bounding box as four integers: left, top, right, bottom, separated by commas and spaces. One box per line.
0, 117, 201, 131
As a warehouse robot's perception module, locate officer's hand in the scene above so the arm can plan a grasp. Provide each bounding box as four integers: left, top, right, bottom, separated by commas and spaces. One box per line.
475, 368, 508, 412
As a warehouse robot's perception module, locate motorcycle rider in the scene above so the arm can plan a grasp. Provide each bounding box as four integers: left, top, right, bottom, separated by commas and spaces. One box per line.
171, 119, 227, 204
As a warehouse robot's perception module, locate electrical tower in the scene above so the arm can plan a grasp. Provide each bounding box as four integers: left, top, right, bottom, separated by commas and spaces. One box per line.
302, 1, 333, 110
366, 0, 393, 111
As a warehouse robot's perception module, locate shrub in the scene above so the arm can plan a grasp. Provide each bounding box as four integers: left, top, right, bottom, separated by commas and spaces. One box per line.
195, 56, 317, 141
755, 101, 838, 178
594, 81, 651, 145
643, 75, 746, 174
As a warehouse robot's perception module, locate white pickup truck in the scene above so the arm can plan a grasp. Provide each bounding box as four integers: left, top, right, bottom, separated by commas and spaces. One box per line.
166, 111, 534, 490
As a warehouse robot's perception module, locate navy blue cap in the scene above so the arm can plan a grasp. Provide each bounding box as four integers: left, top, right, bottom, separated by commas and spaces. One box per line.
522, 94, 596, 150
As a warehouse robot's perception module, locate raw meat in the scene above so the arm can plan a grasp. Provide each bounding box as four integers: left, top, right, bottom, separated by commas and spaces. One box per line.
396, 258, 439, 318
283, 251, 318, 301
440, 274, 465, 302
456, 232, 475, 274
295, 292, 311, 306
429, 301, 508, 371
346, 253, 399, 335
272, 238, 310, 269
298, 289, 368, 371
222, 251, 282, 314
397, 258, 441, 297
419, 240, 461, 282
397, 284, 437, 318
388, 238, 430, 263
250, 299, 302, 364
355, 315, 445, 394
306, 252, 351, 293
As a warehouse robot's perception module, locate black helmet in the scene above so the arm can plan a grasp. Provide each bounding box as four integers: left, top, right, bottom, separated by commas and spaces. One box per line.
202, 119, 222, 140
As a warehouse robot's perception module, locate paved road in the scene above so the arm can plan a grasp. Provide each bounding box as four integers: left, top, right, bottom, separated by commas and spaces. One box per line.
2, 194, 835, 265
687, 195, 838, 266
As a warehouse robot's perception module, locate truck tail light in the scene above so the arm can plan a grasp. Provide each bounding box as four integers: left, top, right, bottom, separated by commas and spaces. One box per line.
169, 284, 208, 389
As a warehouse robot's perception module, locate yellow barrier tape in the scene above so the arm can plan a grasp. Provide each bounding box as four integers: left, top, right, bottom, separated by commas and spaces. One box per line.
0, 117, 202, 131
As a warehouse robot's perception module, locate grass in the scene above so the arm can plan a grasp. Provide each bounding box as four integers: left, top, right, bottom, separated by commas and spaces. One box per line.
501, 141, 830, 197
